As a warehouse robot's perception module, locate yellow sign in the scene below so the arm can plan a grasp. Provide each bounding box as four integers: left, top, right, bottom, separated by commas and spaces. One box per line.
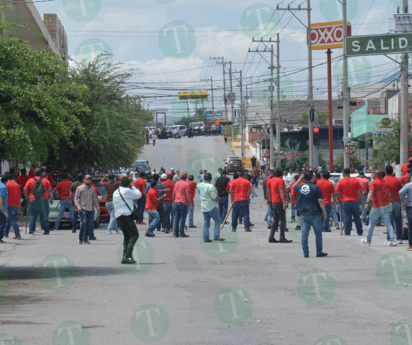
178, 91, 209, 100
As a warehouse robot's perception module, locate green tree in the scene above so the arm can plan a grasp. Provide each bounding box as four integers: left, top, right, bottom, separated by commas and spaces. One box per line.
334, 153, 362, 168
297, 111, 328, 126
304, 148, 328, 168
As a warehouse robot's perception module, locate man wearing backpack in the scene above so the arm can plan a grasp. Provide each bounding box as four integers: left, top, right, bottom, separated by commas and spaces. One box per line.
23, 168, 53, 235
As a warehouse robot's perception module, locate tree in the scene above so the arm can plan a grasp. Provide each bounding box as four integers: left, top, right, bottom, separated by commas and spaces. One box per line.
334, 153, 362, 169
297, 111, 328, 126
304, 148, 328, 168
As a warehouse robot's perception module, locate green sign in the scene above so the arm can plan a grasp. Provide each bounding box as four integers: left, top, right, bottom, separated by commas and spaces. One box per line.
346, 33, 412, 56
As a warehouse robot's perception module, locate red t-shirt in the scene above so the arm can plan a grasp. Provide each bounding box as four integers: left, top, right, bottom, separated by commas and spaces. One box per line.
24, 177, 52, 201
229, 177, 252, 202
145, 188, 158, 211
47, 174, 56, 190
162, 179, 175, 202
400, 174, 410, 185
290, 181, 304, 204
316, 179, 335, 206
187, 181, 197, 202
336, 177, 361, 202
6, 180, 21, 207
370, 178, 390, 208
134, 178, 147, 196
174, 180, 190, 206
56, 179, 73, 200
28, 169, 35, 178
384, 175, 402, 203
267, 177, 286, 203
356, 177, 370, 194
19, 174, 29, 190
401, 162, 409, 176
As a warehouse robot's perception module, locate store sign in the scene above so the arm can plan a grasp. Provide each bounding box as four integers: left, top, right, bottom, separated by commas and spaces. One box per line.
310, 21, 351, 50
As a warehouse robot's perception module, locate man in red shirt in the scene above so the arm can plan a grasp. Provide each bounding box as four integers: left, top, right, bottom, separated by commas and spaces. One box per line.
145, 181, 165, 237
53, 173, 74, 231
28, 165, 36, 178
101, 173, 121, 233
361, 170, 396, 246
401, 157, 412, 175
187, 175, 197, 228
385, 165, 403, 243
4, 173, 21, 239
266, 170, 292, 243
356, 171, 370, 223
228, 171, 252, 232
24, 168, 53, 235
336, 168, 363, 236
134, 172, 147, 225
173, 172, 192, 237
317, 172, 336, 233
162, 173, 175, 233
18, 168, 30, 217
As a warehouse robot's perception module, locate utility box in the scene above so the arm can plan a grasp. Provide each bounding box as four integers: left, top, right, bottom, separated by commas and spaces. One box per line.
394, 14, 412, 32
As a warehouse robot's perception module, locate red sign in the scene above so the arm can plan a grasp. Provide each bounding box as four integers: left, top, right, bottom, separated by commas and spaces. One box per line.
344, 145, 356, 156
310, 21, 352, 50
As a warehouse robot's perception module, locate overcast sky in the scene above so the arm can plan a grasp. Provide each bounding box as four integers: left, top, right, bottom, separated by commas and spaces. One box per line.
35, 0, 407, 120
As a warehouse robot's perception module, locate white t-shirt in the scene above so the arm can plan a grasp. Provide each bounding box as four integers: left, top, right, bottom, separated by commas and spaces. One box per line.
113, 186, 141, 218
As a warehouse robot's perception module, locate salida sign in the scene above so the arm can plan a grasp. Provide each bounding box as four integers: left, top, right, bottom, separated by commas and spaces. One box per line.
346, 33, 412, 56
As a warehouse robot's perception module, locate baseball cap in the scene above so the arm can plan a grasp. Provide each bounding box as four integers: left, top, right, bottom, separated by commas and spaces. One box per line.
161, 173, 167, 180
84, 175, 92, 180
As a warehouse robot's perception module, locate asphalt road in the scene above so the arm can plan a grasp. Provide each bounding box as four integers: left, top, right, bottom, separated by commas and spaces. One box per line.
0, 135, 411, 345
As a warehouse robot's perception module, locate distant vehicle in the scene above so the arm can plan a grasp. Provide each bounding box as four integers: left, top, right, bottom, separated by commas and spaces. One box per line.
226, 159, 244, 174
224, 156, 240, 168
134, 160, 151, 173
190, 122, 205, 135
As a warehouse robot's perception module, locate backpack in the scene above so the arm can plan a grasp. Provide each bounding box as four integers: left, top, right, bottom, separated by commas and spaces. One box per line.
32, 178, 45, 199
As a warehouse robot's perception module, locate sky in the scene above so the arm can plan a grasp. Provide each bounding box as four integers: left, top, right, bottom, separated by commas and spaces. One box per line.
34, 0, 409, 122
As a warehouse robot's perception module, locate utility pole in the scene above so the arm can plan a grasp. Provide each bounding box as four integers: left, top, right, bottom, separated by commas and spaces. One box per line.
211, 57, 228, 121
240, 70, 245, 160
400, 0, 409, 166
342, 0, 350, 168
229, 61, 235, 141
276, 35, 281, 169
211, 76, 214, 114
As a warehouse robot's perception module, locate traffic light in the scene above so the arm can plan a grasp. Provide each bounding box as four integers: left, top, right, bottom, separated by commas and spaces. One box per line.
215, 120, 220, 125
313, 126, 320, 145
349, 98, 361, 106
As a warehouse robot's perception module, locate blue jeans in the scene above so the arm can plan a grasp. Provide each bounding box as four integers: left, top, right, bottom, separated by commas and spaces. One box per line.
5, 206, 20, 237
147, 210, 160, 233
322, 204, 332, 230
301, 211, 323, 256
291, 206, 296, 221
174, 203, 188, 236
164, 201, 174, 230
54, 199, 75, 230
218, 195, 229, 222
342, 201, 363, 235
253, 176, 259, 187
188, 204, 194, 226
406, 208, 412, 245
79, 210, 94, 240
390, 202, 402, 241
366, 205, 395, 243
71, 209, 79, 230
202, 207, 221, 241
29, 199, 50, 233
231, 200, 251, 230
106, 201, 118, 232
330, 205, 339, 227
361, 194, 368, 222
0, 213, 6, 240
266, 204, 273, 225
137, 196, 146, 223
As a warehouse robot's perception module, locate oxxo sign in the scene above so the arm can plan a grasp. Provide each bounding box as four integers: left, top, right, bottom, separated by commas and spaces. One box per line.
310, 21, 352, 50
346, 33, 412, 56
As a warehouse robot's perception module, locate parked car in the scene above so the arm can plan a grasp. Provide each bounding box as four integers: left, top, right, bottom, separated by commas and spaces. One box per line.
191, 122, 204, 136
134, 160, 151, 173
226, 159, 244, 174
224, 156, 240, 168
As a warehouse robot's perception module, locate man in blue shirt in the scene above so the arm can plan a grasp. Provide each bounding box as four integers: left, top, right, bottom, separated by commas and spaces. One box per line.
294, 172, 328, 258
0, 174, 9, 243
399, 173, 412, 251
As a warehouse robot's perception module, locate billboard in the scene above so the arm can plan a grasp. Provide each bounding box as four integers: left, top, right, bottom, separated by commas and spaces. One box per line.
178, 91, 209, 100
310, 21, 351, 50
206, 111, 223, 119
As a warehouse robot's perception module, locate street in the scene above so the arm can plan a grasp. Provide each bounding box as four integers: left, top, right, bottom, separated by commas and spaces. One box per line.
0, 136, 411, 345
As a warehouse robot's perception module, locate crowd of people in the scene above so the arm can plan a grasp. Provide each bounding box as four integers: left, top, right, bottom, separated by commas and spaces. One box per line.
1, 158, 412, 264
